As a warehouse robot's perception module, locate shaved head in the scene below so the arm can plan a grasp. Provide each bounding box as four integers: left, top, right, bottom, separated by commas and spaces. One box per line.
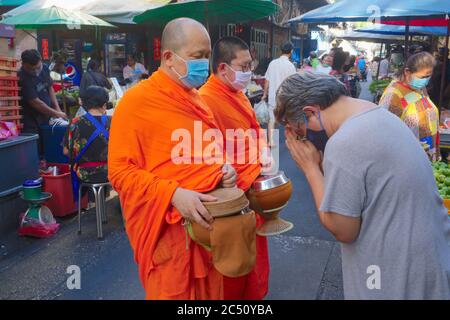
160, 18, 211, 88
161, 18, 209, 53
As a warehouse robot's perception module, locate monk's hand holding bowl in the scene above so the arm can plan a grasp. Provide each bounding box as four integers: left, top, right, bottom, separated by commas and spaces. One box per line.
285, 128, 321, 174
221, 164, 237, 188
171, 188, 218, 230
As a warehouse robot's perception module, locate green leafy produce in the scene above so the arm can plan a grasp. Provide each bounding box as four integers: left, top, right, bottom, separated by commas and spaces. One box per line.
433, 161, 450, 199
369, 80, 391, 95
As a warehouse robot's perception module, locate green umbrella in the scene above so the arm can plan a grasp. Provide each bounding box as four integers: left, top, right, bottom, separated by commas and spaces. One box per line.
0, 5, 115, 29
133, 0, 279, 27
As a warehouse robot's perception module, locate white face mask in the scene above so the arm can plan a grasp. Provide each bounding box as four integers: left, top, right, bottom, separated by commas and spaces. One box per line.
225, 64, 252, 91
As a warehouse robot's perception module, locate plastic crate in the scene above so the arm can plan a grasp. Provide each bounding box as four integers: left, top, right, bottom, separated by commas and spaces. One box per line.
0, 96, 20, 107
0, 56, 18, 70
0, 113, 23, 131
0, 68, 18, 77
0, 86, 20, 97
0, 76, 19, 87
0, 106, 21, 118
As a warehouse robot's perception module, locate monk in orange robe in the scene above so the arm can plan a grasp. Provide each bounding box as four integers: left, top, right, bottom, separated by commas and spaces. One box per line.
199, 36, 270, 300
108, 18, 237, 300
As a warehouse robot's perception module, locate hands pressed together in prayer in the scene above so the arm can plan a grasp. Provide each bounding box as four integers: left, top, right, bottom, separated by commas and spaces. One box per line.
171, 164, 237, 230
285, 127, 322, 174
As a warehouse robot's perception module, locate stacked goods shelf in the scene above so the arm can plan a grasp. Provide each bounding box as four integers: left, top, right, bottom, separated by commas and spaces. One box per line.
0, 57, 18, 77
0, 57, 21, 131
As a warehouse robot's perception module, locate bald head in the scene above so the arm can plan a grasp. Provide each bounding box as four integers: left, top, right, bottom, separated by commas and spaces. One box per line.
160, 18, 212, 88
161, 18, 210, 53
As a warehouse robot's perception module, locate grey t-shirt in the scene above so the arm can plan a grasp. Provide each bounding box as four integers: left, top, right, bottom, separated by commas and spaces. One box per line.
320, 107, 450, 300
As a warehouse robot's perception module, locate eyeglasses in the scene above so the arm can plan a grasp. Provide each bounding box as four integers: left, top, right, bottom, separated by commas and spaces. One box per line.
287, 115, 308, 140
230, 63, 252, 73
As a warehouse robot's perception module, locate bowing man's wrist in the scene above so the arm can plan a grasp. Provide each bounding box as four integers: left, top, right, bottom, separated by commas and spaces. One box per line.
304, 165, 323, 182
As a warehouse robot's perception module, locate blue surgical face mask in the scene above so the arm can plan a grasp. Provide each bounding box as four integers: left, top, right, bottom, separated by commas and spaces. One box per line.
304, 112, 329, 153
172, 53, 209, 89
409, 76, 431, 90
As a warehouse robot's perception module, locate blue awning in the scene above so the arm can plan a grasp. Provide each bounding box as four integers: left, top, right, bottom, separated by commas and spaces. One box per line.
289, 0, 450, 24
355, 24, 449, 36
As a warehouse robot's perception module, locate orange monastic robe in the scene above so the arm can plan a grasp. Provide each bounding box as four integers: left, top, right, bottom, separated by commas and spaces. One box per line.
108, 69, 225, 300
199, 74, 270, 300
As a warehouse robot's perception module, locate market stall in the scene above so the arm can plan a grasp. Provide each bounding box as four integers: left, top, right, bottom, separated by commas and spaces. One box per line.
291, 0, 450, 215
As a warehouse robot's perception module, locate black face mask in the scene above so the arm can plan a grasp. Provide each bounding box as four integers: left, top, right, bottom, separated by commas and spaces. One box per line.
305, 112, 329, 152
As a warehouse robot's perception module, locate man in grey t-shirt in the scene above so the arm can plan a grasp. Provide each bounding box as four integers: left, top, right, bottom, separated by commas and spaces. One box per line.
275, 71, 450, 299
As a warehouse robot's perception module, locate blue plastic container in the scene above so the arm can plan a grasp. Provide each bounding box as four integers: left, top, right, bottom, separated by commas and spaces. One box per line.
40, 125, 69, 164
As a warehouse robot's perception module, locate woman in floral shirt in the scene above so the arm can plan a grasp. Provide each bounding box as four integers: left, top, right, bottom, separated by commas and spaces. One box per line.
64, 86, 111, 183
379, 52, 439, 160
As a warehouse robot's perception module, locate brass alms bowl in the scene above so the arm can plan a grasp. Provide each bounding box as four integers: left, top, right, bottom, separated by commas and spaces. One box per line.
247, 171, 294, 236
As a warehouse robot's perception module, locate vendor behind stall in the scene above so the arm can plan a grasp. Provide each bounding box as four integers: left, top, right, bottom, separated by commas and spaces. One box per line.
63, 85, 111, 184
123, 54, 148, 84
19, 49, 67, 155
379, 52, 439, 161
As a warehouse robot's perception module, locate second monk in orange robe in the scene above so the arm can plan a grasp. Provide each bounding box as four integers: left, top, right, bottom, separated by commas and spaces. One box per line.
199, 36, 270, 300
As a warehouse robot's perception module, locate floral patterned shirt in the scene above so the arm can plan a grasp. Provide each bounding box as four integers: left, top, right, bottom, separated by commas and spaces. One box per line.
63, 114, 111, 183
379, 80, 439, 142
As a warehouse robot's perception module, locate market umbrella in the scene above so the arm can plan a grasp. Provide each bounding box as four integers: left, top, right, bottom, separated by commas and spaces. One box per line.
352, 24, 447, 79
0, 5, 115, 29
338, 31, 407, 43
2, 0, 171, 25
0, 0, 29, 5
288, 0, 449, 24
290, 0, 450, 109
133, 0, 279, 29
355, 24, 449, 36
1, 6, 115, 115
289, 0, 450, 58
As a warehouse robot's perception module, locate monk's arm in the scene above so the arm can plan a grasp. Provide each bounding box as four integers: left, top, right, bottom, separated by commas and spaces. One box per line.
108, 153, 180, 201
107, 115, 180, 208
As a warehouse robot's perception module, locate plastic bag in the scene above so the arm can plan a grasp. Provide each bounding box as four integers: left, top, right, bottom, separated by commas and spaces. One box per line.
254, 100, 271, 125
75, 106, 87, 118
0, 121, 19, 140
18, 206, 59, 238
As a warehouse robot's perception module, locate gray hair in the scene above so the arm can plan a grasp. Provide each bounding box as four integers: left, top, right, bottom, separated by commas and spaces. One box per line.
274, 71, 347, 125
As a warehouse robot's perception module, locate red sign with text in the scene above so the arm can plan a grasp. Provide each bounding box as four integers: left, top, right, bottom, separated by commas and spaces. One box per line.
153, 37, 161, 61
42, 39, 49, 60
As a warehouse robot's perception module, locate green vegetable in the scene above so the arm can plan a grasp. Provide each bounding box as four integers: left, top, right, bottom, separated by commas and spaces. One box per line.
445, 178, 450, 187
369, 80, 391, 95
